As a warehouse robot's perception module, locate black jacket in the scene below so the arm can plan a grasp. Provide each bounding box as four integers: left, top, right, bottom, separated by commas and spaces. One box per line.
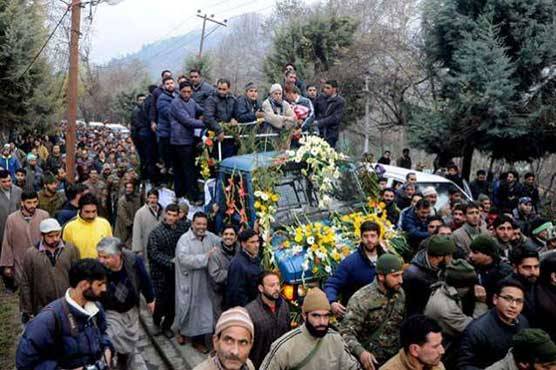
469, 179, 489, 199
131, 103, 150, 138
149, 85, 163, 123
505, 272, 537, 325
475, 259, 513, 307
204, 94, 236, 135
457, 309, 529, 370
225, 249, 262, 308
234, 95, 262, 123
403, 249, 441, 316
316, 95, 345, 144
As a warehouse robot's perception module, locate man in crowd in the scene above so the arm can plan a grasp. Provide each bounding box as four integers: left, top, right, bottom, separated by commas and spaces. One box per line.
285, 83, 315, 132
204, 79, 237, 158
245, 271, 291, 369
147, 204, 187, 338
325, 221, 386, 319
457, 279, 530, 369
341, 254, 406, 368
62, 193, 113, 259
226, 229, 262, 308
468, 234, 513, 307
512, 197, 537, 236
260, 287, 360, 370
498, 171, 522, 213
536, 255, 556, 341
396, 148, 412, 169
1, 190, 49, 287
170, 80, 205, 201
478, 194, 492, 219
190, 68, 216, 109
19, 218, 80, 323
422, 186, 439, 215
493, 215, 515, 261
193, 307, 256, 370
469, 169, 489, 199
0, 169, 21, 289
403, 235, 455, 316
156, 76, 177, 174
425, 259, 488, 367
55, 183, 86, 226
507, 247, 540, 324
97, 237, 155, 370
1, 143, 20, 179
402, 199, 432, 252
379, 188, 400, 225
314, 80, 345, 148
131, 93, 156, 182
175, 212, 221, 353
83, 168, 109, 218
208, 224, 239, 318
396, 183, 416, 213
377, 150, 391, 165
522, 172, 541, 214
380, 315, 446, 370
44, 144, 63, 174
452, 202, 487, 258
529, 219, 553, 250
149, 70, 173, 135
132, 188, 162, 257
16, 259, 113, 370
234, 82, 265, 123
445, 164, 464, 189
23, 153, 43, 192
37, 172, 64, 216
486, 329, 556, 370
261, 84, 297, 135
114, 181, 141, 248
15, 167, 26, 189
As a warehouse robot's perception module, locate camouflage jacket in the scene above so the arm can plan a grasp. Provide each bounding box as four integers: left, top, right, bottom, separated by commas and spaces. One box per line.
340, 280, 405, 364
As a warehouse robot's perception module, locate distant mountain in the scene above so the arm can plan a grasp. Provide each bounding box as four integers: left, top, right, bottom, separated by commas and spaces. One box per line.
106, 27, 227, 80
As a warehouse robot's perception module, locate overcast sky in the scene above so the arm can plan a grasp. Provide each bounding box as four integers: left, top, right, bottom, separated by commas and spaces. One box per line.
90, 0, 278, 63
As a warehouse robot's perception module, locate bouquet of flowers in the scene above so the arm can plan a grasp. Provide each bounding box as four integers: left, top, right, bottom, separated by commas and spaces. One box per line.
196, 131, 217, 180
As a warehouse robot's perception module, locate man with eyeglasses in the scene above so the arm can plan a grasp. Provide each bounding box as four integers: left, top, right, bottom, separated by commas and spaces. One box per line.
457, 279, 530, 369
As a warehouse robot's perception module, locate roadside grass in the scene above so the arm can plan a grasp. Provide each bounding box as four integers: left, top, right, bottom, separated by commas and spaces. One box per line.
0, 282, 19, 370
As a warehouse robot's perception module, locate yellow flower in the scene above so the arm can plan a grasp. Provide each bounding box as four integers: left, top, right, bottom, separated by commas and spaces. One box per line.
342, 246, 351, 257
312, 266, 319, 273
294, 233, 303, 243
254, 201, 261, 209
271, 194, 280, 202
282, 240, 290, 248
331, 250, 341, 262
310, 244, 318, 252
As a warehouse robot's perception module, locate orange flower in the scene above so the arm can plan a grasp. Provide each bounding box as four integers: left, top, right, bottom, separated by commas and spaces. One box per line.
205, 138, 213, 147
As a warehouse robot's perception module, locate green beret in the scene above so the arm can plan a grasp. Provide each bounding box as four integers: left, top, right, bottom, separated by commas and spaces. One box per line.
470, 234, 499, 258
427, 235, 456, 257
513, 329, 556, 364
445, 259, 477, 288
376, 254, 403, 275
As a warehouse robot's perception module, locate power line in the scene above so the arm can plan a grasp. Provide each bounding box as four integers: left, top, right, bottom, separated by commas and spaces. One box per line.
18, 4, 71, 79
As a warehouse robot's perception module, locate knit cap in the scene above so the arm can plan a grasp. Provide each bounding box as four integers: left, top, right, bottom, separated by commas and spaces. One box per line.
376, 253, 403, 275
513, 329, 556, 363
422, 186, 437, 197
302, 287, 331, 313
215, 307, 254, 339
445, 259, 477, 288
269, 84, 282, 94
244, 82, 257, 91
427, 235, 456, 257
470, 234, 499, 258
477, 194, 489, 202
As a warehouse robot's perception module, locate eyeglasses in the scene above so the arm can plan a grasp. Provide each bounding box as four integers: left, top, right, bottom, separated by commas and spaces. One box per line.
498, 295, 524, 305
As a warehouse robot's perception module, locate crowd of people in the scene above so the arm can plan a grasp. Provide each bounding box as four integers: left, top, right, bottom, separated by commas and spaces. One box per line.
2, 66, 556, 370
130, 64, 345, 203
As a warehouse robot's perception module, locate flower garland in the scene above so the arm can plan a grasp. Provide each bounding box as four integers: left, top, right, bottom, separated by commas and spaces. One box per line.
196, 131, 217, 180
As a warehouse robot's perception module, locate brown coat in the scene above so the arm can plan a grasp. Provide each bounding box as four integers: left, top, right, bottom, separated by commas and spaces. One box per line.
19, 241, 80, 315
380, 349, 445, 370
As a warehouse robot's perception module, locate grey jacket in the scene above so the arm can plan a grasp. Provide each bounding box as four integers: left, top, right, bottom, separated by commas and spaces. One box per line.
0, 185, 21, 244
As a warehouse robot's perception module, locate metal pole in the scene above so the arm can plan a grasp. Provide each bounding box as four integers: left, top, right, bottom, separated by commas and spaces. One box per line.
66, 0, 81, 184
364, 75, 370, 155
198, 14, 207, 58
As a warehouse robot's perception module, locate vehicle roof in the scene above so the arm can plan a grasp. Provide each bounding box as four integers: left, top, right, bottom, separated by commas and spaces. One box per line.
376, 164, 453, 183
219, 151, 281, 172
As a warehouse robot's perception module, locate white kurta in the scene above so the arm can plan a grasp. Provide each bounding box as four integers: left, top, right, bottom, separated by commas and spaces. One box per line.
174, 229, 221, 336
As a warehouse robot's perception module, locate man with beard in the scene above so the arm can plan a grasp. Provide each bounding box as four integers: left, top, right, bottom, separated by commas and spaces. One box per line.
469, 170, 489, 200
498, 171, 522, 214
245, 271, 291, 369
522, 173, 541, 214
379, 188, 400, 225
325, 221, 386, 319
314, 80, 345, 148
24, 153, 43, 192
493, 215, 515, 261
260, 287, 360, 370
156, 76, 178, 175
204, 79, 238, 159
174, 212, 221, 353
132, 188, 162, 258
16, 259, 114, 370
96, 237, 155, 370
0, 190, 49, 288
44, 144, 63, 173
0, 143, 21, 180
452, 202, 488, 258
193, 307, 256, 370
147, 204, 188, 339
225, 229, 262, 308
341, 254, 406, 369
83, 168, 109, 218
208, 224, 239, 318
55, 183, 87, 226
512, 197, 537, 237
261, 84, 297, 135
422, 186, 439, 216
234, 82, 265, 123
63, 193, 113, 259
114, 181, 142, 248
15, 167, 27, 189
536, 255, 556, 342
190, 68, 216, 109
402, 199, 432, 253
38, 172, 64, 216
20, 219, 80, 323
505, 247, 540, 325
457, 279, 530, 369
380, 315, 446, 370
0, 169, 21, 290
403, 235, 456, 316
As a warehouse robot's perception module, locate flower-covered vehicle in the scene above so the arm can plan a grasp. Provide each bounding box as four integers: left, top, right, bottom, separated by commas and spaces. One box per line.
212, 136, 407, 306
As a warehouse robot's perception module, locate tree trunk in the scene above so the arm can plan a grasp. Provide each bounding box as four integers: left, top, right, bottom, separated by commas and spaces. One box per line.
462, 144, 474, 181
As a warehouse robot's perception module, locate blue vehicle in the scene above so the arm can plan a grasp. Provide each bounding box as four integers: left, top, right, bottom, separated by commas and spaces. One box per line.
213, 151, 367, 303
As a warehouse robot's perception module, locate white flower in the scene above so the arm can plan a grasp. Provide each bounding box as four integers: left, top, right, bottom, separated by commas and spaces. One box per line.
254, 190, 263, 198
307, 236, 315, 245
302, 260, 309, 271
260, 192, 269, 201
325, 265, 332, 274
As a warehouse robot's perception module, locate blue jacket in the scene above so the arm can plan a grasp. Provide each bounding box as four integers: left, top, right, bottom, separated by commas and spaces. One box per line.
401, 207, 430, 249
234, 95, 262, 123
156, 90, 176, 138
225, 249, 262, 308
16, 296, 113, 370
324, 245, 385, 305
1, 155, 20, 180
169, 95, 205, 146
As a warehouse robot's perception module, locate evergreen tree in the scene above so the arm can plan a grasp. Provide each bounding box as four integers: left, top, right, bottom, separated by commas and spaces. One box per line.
410, 0, 556, 179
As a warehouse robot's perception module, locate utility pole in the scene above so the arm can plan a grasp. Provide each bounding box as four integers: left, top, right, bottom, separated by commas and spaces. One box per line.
363, 74, 370, 155
197, 10, 227, 58
66, 0, 82, 184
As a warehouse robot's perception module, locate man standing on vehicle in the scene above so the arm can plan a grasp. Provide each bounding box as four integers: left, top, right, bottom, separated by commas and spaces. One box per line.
314, 80, 345, 148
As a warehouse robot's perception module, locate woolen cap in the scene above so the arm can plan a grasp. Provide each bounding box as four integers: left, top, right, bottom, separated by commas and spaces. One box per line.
39, 218, 62, 234
269, 84, 282, 94
477, 194, 490, 202
427, 235, 456, 257
445, 259, 477, 288
470, 234, 499, 258
513, 329, 556, 363
215, 307, 254, 339
244, 82, 257, 91
376, 254, 403, 275
422, 186, 437, 196
302, 287, 331, 313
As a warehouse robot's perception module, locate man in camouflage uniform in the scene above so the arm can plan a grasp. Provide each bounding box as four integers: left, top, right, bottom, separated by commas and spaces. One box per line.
83, 168, 109, 219
340, 254, 406, 369
106, 163, 126, 222
37, 173, 64, 216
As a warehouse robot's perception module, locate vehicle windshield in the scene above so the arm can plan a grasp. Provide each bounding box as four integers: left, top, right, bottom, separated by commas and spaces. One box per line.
415, 182, 465, 210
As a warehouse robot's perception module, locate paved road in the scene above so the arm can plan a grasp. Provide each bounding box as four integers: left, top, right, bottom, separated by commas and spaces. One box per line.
135, 319, 169, 370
